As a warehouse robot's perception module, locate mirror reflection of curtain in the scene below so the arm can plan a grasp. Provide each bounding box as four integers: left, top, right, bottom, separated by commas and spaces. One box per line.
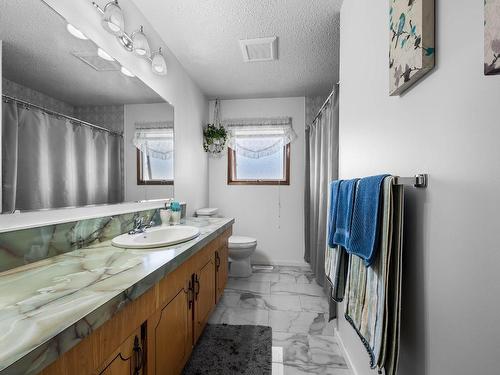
132, 125, 174, 160
2, 100, 123, 213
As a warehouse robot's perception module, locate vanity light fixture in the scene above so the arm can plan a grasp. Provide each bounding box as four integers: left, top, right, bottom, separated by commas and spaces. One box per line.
151, 48, 167, 75
92, 1, 167, 76
66, 23, 87, 40
117, 33, 134, 52
120, 66, 135, 77
132, 26, 150, 57
97, 47, 114, 61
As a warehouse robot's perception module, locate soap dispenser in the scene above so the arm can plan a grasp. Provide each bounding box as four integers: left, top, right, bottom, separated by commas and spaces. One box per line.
170, 201, 182, 225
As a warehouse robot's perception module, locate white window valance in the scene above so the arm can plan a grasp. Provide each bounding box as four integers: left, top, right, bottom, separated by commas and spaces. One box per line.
133, 122, 174, 160
223, 117, 297, 159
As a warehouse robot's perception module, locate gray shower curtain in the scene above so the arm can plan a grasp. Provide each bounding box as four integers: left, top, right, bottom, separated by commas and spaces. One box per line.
2, 100, 123, 213
305, 88, 339, 317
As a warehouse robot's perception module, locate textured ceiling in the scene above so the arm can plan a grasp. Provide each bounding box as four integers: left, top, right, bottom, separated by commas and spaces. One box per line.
132, 0, 342, 99
0, 0, 162, 106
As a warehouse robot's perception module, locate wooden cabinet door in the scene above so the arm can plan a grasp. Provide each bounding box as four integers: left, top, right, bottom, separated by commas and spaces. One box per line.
194, 257, 216, 342
147, 286, 193, 375
215, 245, 229, 304
96, 328, 144, 375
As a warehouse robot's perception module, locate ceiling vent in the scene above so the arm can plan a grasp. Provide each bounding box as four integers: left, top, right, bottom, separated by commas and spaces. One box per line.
71, 51, 121, 71
239, 37, 278, 63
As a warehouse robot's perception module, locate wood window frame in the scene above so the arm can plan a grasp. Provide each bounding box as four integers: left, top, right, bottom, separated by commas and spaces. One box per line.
136, 149, 174, 186
227, 144, 290, 185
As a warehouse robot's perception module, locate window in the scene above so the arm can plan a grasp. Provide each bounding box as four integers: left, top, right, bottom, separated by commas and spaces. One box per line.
226, 117, 295, 185
228, 143, 290, 185
134, 127, 174, 185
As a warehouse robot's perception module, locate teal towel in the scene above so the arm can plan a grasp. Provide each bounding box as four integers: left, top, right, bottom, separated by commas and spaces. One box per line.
348, 174, 389, 266
327, 180, 342, 248
332, 179, 358, 249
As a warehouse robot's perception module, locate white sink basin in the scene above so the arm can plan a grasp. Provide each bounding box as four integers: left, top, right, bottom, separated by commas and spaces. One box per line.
112, 226, 200, 249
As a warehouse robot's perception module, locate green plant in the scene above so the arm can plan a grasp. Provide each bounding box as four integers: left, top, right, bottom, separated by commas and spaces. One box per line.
203, 124, 228, 154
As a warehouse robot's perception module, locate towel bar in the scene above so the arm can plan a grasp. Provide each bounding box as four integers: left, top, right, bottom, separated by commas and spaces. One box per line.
393, 174, 427, 188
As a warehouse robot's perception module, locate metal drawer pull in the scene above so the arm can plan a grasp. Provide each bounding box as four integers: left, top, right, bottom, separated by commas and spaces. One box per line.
185, 280, 194, 310
133, 336, 143, 375
194, 275, 200, 300
215, 251, 221, 269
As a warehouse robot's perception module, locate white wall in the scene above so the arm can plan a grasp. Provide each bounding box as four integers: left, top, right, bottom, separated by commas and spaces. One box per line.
208, 97, 307, 266
124, 103, 174, 201
339, 1, 500, 375
0, 41, 2, 209
42, 0, 209, 216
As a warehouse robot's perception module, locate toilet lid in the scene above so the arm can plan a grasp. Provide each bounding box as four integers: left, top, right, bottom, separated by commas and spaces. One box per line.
229, 236, 257, 247
196, 208, 218, 216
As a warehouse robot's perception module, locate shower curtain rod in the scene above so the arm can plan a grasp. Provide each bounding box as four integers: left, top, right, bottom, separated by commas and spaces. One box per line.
310, 82, 339, 126
2, 94, 123, 137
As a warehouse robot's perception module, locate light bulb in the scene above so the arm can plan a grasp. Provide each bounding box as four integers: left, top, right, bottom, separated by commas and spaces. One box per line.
132, 26, 150, 57
120, 66, 135, 77
151, 48, 167, 76
97, 48, 114, 61
66, 24, 87, 40
108, 22, 120, 33
101, 1, 124, 36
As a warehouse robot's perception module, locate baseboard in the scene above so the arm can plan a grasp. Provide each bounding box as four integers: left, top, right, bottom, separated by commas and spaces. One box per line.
334, 326, 359, 375
251, 259, 309, 267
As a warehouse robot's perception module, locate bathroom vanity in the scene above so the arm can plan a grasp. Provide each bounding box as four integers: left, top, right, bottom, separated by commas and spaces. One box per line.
0, 218, 233, 375
0, 2, 236, 373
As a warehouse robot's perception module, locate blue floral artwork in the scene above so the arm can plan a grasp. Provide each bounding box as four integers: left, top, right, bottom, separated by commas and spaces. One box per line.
485, 0, 500, 75
389, 0, 435, 95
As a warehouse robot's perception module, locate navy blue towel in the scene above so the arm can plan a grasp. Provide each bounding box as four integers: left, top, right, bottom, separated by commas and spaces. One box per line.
348, 174, 389, 266
332, 179, 359, 249
327, 180, 342, 248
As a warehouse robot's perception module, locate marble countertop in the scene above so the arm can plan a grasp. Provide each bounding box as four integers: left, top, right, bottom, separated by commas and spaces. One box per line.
0, 217, 234, 374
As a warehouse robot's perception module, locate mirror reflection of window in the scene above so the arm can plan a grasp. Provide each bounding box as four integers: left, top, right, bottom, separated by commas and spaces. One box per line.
134, 122, 174, 185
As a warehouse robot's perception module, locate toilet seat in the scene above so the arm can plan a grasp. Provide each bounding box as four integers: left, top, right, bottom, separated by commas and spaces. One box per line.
228, 236, 257, 249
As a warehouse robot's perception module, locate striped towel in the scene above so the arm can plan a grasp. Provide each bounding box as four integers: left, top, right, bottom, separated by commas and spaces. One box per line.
344, 176, 404, 375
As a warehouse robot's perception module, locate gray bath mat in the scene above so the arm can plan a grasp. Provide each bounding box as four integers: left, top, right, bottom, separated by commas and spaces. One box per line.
182, 324, 272, 375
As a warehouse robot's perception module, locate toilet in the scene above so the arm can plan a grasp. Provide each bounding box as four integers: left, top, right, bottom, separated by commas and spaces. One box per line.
196, 208, 257, 278
226, 236, 257, 278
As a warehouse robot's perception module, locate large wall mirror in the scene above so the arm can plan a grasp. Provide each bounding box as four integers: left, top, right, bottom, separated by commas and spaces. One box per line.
0, 0, 174, 214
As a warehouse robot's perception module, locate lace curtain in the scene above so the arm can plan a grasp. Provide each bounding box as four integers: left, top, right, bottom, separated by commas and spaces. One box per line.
132, 121, 174, 160
224, 117, 297, 159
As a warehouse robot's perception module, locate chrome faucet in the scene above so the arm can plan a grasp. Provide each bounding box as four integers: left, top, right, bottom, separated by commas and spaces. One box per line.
164, 198, 174, 210
128, 217, 154, 235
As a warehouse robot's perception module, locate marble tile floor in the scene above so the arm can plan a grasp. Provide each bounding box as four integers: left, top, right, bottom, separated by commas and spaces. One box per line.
208, 265, 353, 375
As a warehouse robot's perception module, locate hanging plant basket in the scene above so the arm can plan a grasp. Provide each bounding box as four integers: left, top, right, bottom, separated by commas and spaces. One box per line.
203, 99, 227, 156
203, 123, 228, 156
